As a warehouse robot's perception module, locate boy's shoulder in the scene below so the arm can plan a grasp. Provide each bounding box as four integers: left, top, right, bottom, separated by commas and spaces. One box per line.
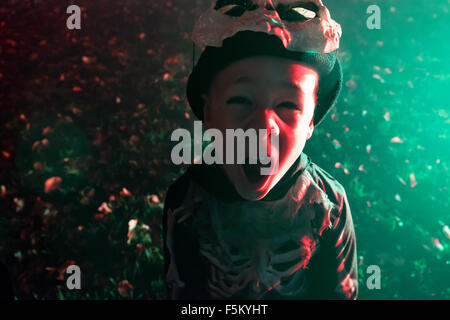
304, 159, 348, 211
164, 167, 196, 213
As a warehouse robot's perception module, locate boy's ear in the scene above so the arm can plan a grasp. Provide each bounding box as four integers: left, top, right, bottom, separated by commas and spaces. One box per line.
306, 117, 315, 140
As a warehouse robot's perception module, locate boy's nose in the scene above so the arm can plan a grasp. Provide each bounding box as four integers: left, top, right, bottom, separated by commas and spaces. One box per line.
250, 108, 280, 138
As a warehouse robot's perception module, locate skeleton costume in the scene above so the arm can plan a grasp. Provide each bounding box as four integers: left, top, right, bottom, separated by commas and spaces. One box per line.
163, 0, 358, 299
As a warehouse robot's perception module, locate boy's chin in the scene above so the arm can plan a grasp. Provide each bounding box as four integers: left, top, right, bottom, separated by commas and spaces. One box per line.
233, 174, 278, 201
235, 187, 271, 201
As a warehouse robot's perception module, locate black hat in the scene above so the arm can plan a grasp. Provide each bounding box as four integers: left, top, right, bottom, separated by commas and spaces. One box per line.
187, 30, 342, 125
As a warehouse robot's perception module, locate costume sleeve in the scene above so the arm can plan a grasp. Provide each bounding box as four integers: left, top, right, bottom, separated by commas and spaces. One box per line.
163, 179, 189, 300
307, 184, 358, 300
162, 171, 208, 300
329, 189, 358, 299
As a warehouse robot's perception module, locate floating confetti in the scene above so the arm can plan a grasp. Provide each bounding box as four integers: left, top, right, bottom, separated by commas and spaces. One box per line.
332, 139, 341, 149
127, 219, 138, 244
118, 280, 134, 298
120, 187, 132, 197
409, 173, 418, 188
442, 224, 450, 239
98, 202, 112, 214
44, 177, 62, 193
433, 238, 444, 252
390, 137, 404, 143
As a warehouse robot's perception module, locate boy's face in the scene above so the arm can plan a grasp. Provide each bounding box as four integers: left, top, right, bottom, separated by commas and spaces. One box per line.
203, 56, 318, 201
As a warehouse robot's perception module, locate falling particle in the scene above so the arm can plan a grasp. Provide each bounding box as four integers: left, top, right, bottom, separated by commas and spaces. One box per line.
384, 68, 392, 74
118, 280, 134, 298
163, 73, 170, 81
395, 194, 401, 201
345, 80, 356, 88
0, 185, 6, 198
81, 56, 90, 64
185, 112, 190, 119
98, 202, 112, 214
127, 219, 138, 244
358, 164, 367, 173
42, 126, 54, 135
362, 110, 367, 117
373, 74, 385, 83
172, 95, 180, 101
120, 187, 132, 197
13, 197, 24, 212
343, 168, 349, 175
148, 194, 160, 204
442, 225, 450, 239
33, 162, 44, 171
116, 97, 121, 104
366, 145, 372, 153
44, 177, 62, 193
383, 111, 390, 121
73, 86, 83, 92
407, 81, 414, 88
332, 139, 341, 149
366, 201, 371, 207
334, 162, 342, 168
433, 239, 444, 252
397, 176, 407, 186
139, 32, 145, 40
409, 173, 418, 188
93, 213, 105, 220
2, 151, 10, 158
390, 137, 404, 143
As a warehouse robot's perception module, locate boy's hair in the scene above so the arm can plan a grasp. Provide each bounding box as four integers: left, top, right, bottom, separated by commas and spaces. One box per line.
187, 30, 343, 125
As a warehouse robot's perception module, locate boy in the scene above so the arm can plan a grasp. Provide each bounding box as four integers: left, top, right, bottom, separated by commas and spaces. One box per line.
163, 0, 358, 299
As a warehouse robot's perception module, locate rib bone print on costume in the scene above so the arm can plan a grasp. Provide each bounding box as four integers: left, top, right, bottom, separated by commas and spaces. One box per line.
166, 169, 340, 299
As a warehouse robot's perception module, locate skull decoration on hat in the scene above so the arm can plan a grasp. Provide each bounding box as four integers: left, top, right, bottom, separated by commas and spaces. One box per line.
192, 0, 342, 54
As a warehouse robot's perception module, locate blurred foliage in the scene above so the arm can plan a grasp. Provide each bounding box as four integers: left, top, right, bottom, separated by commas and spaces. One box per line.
0, 0, 449, 299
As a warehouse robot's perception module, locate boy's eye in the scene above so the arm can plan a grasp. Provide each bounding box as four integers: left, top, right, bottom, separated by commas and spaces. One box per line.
277, 102, 301, 111
226, 96, 252, 105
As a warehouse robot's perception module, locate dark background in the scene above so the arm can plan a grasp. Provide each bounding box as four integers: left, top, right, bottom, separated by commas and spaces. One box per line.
0, 0, 449, 299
